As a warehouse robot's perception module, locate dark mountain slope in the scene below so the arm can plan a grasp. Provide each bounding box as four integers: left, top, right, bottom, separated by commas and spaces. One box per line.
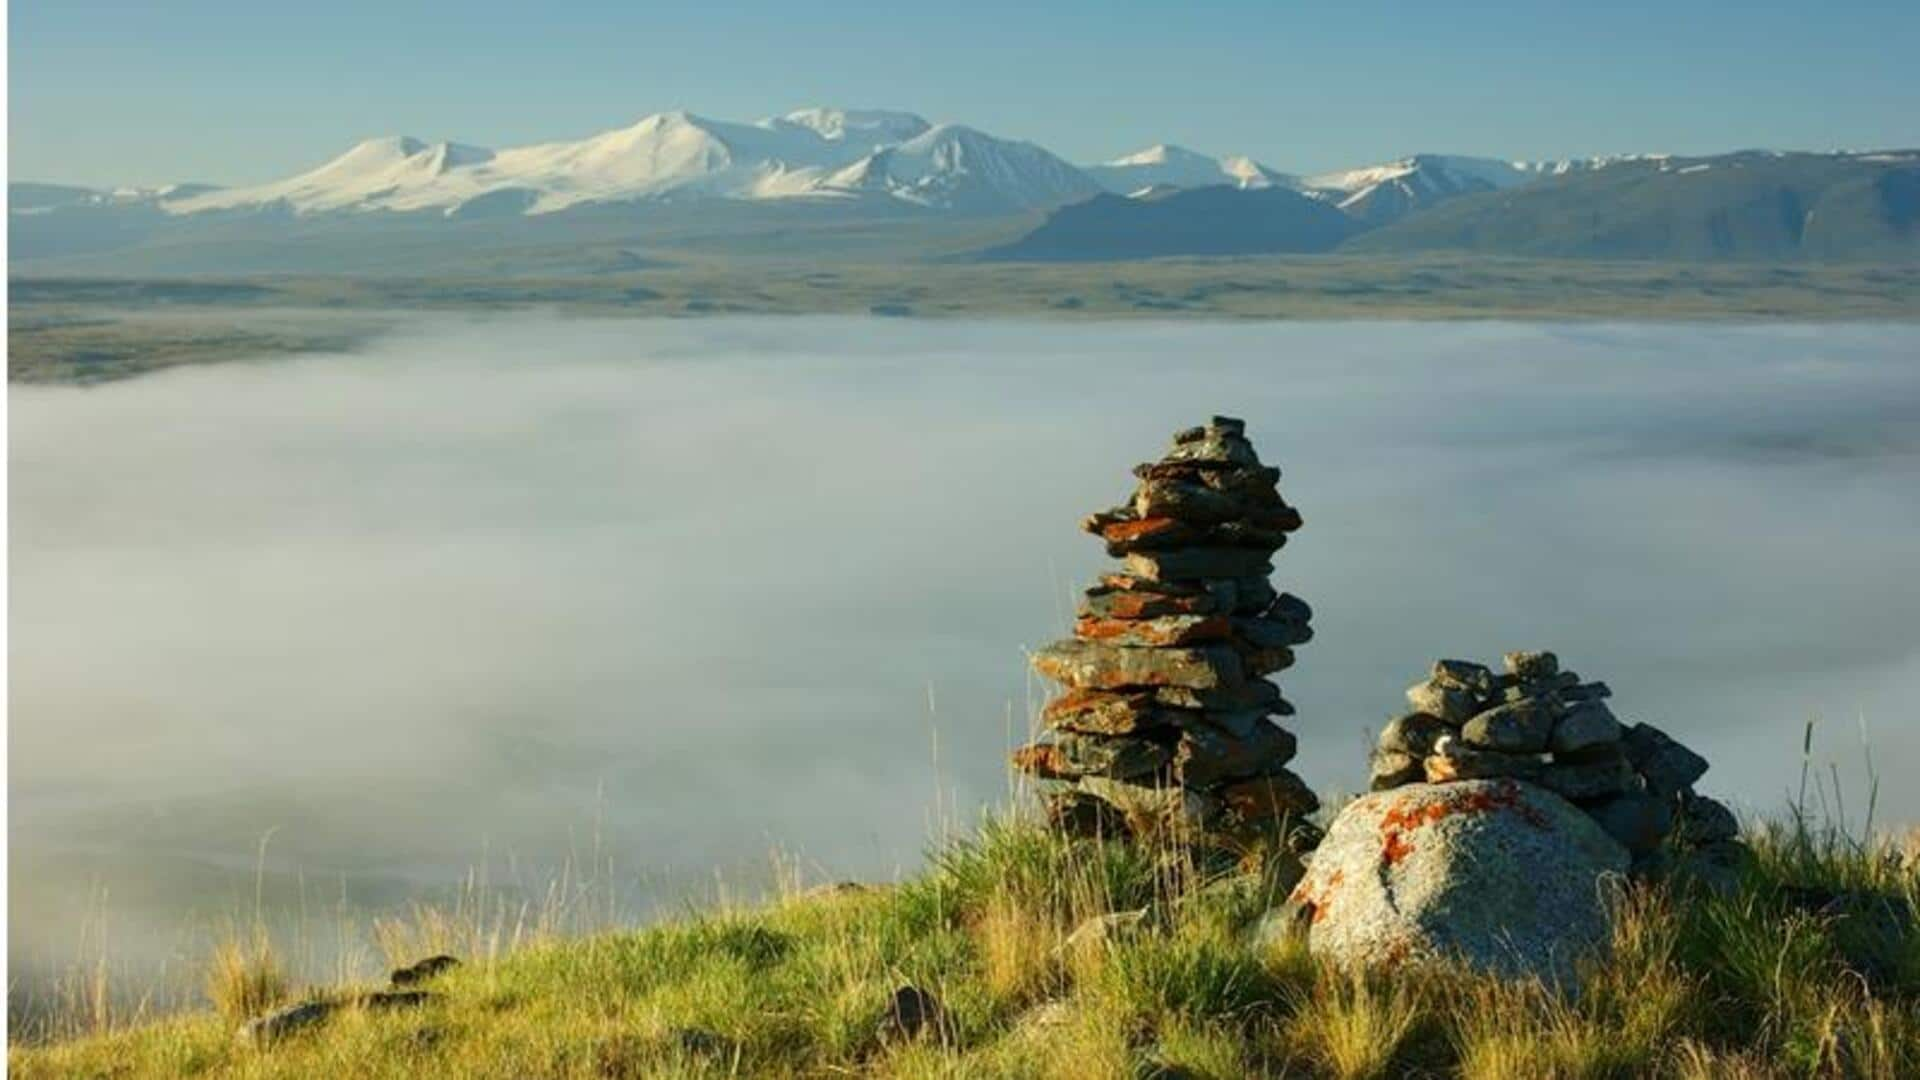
1343, 151, 1919, 260
983, 185, 1365, 260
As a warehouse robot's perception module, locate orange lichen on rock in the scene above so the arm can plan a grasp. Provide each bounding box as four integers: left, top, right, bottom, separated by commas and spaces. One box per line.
1287, 867, 1344, 924
1375, 779, 1550, 867
1009, 744, 1069, 779
1098, 517, 1183, 543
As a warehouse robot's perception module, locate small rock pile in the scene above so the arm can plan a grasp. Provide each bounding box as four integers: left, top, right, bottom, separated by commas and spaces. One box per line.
1369, 650, 1746, 878
1015, 417, 1318, 859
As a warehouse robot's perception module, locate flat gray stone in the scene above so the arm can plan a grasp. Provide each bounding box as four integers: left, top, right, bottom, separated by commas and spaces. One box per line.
1676, 792, 1740, 845
1370, 749, 1422, 790
1176, 721, 1296, 786
1548, 701, 1622, 754
1432, 659, 1498, 697
1378, 712, 1449, 757
1426, 736, 1543, 782
1585, 792, 1675, 855
1503, 650, 1560, 679
1232, 614, 1313, 649
1539, 755, 1636, 800
1621, 723, 1709, 797
1152, 678, 1280, 712
1406, 679, 1478, 724
1032, 639, 1244, 691
1460, 699, 1557, 754
1124, 548, 1274, 582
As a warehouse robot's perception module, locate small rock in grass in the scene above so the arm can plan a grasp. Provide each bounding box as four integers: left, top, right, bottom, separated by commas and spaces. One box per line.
389, 954, 460, 988
236, 1000, 336, 1046
674, 1027, 734, 1057
1675, 792, 1739, 845
878, 985, 942, 1042
1060, 908, 1150, 954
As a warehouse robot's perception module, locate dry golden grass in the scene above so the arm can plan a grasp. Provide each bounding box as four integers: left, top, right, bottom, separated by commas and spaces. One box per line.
203, 933, 290, 1027
1283, 970, 1424, 1080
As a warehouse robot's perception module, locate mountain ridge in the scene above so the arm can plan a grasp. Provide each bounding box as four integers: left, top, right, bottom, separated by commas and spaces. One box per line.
12, 107, 1917, 270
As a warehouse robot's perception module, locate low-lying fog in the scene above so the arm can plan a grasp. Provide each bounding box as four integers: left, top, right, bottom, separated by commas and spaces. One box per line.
12, 317, 1920, 1013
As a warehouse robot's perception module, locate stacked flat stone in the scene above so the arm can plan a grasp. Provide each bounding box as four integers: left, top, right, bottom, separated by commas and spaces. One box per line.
1370, 650, 1747, 875
1015, 417, 1319, 857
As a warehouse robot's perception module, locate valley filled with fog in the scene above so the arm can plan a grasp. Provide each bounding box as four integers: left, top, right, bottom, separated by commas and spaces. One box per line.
11, 316, 1920, 1013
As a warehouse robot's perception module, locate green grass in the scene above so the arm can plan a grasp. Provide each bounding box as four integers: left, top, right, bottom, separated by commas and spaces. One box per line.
13, 812, 1919, 1078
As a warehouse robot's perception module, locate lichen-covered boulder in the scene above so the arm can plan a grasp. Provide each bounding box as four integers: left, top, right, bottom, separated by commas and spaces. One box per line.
1280, 779, 1628, 985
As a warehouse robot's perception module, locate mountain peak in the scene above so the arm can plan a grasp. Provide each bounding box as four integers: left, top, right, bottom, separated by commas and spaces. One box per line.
1107, 144, 1209, 167
774, 107, 930, 144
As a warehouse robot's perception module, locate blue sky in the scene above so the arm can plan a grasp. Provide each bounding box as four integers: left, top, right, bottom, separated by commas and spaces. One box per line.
11, 0, 1919, 188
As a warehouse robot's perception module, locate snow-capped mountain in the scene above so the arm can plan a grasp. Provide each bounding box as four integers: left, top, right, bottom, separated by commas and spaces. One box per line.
160, 108, 1096, 217
1084, 144, 1299, 194
821, 124, 1102, 211
1303, 154, 1625, 225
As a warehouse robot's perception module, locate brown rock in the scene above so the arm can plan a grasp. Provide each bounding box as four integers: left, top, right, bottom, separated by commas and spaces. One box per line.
1152, 677, 1283, 712
1377, 712, 1449, 757
1132, 478, 1250, 525
1012, 734, 1173, 781
1079, 582, 1221, 619
1219, 769, 1320, 819
1042, 689, 1178, 735
1370, 750, 1423, 790
1123, 548, 1274, 583
1032, 640, 1244, 691
1162, 431, 1261, 468
1432, 659, 1499, 697
1074, 613, 1232, 647
1084, 513, 1200, 551
1503, 650, 1560, 679
1425, 738, 1543, 783
1077, 777, 1219, 837
1406, 678, 1479, 724
1176, 722, 1298, 786
1046, 790, 1129, 837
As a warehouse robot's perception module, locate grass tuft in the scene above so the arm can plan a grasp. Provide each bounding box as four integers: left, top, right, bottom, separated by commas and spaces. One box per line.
203, 932, 291, 1026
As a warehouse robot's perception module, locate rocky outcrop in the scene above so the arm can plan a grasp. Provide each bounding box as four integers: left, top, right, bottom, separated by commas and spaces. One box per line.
1018, 417, 1317, 860
1369, 651, 1749, 884
1276, 779, 1628, 985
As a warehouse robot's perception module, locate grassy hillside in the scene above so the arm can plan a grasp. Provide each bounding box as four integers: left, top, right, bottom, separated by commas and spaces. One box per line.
1346, 152, 1920, 261
13, 812, 1918, 1078
13, 258, 1920, 384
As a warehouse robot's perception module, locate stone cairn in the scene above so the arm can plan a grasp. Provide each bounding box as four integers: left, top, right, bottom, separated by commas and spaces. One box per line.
1369, 650, 1748, 878
1014, 417, 1319, 861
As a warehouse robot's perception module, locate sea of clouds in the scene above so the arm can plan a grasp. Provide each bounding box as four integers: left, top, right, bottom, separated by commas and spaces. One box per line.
12, 316, 1920, 1005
